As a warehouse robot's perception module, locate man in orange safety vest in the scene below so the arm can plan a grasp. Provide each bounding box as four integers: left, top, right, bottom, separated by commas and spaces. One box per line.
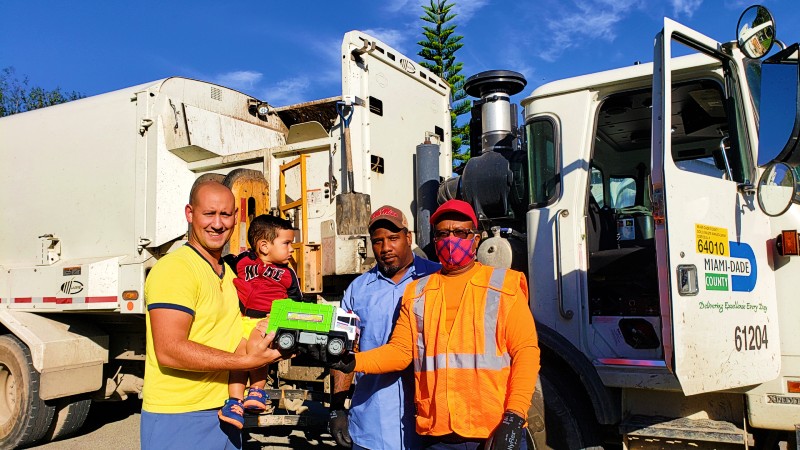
332, 199, 540, 450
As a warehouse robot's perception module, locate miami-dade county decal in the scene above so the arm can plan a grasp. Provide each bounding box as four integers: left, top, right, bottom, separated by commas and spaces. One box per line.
695, 223, 757, 292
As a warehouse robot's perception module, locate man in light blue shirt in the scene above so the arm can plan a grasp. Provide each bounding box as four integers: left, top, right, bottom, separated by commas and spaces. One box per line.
329, 205, 440, 450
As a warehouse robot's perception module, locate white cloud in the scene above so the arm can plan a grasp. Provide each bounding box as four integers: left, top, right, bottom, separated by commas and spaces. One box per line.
670, 0, 703, 18
537, 0, 643, 62
507, 62, 536, 87
366, 1, 491, 57
311, 37, 343, 65
384, 0, 417, 13
362, 27, 412, 54
211, 70, 263, 92
452, 0, 490, 22
723, 0, 750, 8
261, 76, 311, 107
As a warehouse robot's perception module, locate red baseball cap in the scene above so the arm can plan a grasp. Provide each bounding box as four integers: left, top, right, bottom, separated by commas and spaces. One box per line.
430, 199, 478, 227
369, 205, 409, 230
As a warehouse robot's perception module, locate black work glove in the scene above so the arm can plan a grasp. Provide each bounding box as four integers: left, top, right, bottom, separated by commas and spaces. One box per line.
328, 409, 353, 448
328, 352, 356, 373
489, 411, 526, 450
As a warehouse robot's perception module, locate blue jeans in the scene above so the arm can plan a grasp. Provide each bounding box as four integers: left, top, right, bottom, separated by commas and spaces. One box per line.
140, 409, 242, 450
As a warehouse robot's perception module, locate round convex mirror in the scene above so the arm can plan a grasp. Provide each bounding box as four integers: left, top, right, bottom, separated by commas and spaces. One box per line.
737, 5, 776, 59
757, 163, 796, 216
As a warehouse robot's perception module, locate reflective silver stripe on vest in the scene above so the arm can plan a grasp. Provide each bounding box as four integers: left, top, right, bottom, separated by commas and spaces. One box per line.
413, 277, 430, 372
414, 268, 511, 373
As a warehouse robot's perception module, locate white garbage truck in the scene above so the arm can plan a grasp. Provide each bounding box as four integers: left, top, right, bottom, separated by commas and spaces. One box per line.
446, 4, 800, 449
0, 31, 451, 448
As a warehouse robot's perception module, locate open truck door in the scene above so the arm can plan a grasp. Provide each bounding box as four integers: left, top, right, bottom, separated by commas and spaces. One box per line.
652, 18, 781, 395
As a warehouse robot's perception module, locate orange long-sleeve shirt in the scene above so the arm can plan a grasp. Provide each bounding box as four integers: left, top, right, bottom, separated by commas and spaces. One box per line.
354, 263, 540, 419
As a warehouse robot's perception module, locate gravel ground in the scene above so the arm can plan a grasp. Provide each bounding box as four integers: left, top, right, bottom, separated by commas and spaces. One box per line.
28, 399, 337, 450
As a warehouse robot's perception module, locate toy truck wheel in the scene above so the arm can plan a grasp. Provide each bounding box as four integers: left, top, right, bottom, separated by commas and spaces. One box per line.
276, 331, 296, 351
0, 335, 55, 448
327, 337, 346, 356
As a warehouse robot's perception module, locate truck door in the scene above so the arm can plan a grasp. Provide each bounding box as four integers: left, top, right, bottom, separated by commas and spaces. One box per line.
653, 19, 781, 395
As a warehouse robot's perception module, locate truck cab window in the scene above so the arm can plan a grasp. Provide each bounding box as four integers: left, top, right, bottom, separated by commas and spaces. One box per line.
525, 118, 559, 207
590, 166, 605, 207
609, 177, 636, 209
671, 78, 750, 183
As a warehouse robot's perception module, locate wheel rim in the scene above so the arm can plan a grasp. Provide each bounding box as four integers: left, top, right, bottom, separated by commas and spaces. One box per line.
328, 339, 344, 355
278, 334, 294, 349
0, 364, 16, 426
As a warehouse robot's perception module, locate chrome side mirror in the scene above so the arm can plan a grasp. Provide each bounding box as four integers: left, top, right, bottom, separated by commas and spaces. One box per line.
737, 5, 776, 59
757, 163, 796, 216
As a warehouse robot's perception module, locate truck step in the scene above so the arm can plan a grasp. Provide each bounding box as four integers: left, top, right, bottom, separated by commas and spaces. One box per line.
622, 415, 752, 448
243, 411, 325, 429
242, 388, 328, 429
262, 388, 326, 402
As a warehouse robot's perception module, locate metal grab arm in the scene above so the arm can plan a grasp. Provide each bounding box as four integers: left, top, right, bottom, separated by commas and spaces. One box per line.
554, 209, 574, 320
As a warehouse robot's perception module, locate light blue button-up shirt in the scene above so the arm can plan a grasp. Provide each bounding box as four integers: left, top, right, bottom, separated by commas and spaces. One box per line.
342, 254, 441, 450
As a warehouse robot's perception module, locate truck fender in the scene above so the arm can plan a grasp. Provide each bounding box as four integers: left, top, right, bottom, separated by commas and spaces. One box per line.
0, 311, 108, 400
536, 321, 620, 425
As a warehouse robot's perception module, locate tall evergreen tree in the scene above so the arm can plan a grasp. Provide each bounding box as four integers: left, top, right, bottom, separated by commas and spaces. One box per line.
418, 0, 471, 169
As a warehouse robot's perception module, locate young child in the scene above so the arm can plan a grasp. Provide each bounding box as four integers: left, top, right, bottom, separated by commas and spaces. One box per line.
219, 214, 303, 429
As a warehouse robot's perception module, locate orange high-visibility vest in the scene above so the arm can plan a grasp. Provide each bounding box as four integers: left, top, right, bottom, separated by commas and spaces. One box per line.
406, 264, 521, 438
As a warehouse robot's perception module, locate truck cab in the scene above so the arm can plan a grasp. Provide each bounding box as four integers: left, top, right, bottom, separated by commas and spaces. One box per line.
450, 5, 800, 449
522, 6, 800, 448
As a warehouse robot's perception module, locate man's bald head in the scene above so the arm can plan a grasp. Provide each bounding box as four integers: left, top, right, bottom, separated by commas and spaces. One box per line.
189, 180, 234, 207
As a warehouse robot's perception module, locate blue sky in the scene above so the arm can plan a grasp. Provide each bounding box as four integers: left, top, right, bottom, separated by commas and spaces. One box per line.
2, 0, 798, 107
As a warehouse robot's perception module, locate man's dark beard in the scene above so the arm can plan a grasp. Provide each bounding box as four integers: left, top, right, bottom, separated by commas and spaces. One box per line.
378, 258, 412, 278
379, 262, 402, 278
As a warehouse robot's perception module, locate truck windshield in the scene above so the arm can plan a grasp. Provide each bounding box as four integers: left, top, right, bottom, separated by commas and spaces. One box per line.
609, 177, 636, 209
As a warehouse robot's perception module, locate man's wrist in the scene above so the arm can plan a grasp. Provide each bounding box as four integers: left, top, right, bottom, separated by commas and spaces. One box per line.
241, 352, 272, 371
505, 409, 526, 420
502, 410, 526, 428
239, 353, 258, 371
330, 391, 349, 411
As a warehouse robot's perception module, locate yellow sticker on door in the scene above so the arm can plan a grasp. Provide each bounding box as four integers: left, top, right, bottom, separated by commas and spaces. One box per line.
695, 224, 729, 257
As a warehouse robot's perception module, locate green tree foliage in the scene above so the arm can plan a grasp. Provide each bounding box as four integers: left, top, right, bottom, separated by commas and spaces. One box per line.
418, 0, 471, 168
0, 67, 84, 117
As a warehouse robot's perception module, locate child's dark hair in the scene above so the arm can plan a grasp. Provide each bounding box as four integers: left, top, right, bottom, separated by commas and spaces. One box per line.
248, 214, 294, 250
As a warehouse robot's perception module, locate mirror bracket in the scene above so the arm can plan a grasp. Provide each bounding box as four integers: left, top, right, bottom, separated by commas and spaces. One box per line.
737, 183, 756, 195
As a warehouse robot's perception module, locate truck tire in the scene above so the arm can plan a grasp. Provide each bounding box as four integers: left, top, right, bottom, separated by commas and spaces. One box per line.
540, 368, 603, 450
327, 337, 345, 356
277, 331, 296, 351
43, 395, 92, 441
0, 334, 55, 448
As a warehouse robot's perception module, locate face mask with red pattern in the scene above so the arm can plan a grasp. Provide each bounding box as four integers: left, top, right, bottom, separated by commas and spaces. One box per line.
434, 235, 477, 271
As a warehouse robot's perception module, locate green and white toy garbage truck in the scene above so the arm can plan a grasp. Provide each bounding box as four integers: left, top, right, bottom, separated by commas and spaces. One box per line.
267, 299, 360, 357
